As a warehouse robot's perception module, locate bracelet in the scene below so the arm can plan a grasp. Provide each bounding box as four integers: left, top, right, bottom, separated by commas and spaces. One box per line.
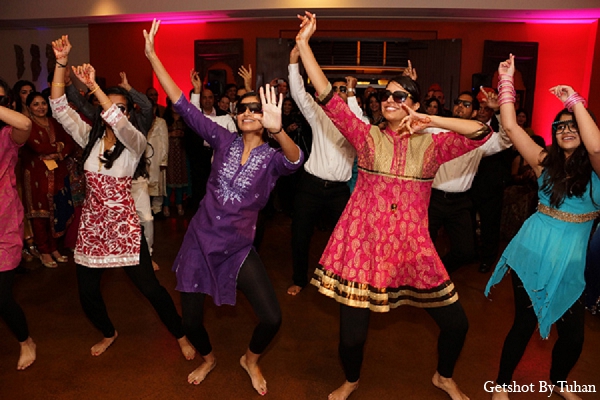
564, 92, 587, 112
99, 100, 110, 106
51, 82, 65, 87
268, 128, 282, 135
88, 86, 100, 96
56, 60, 67, 68
347, 88, 355, 93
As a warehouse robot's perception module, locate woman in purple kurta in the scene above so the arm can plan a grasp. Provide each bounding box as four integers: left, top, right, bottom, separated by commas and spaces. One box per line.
144, 20, 303, 396
0, 78, 36, 370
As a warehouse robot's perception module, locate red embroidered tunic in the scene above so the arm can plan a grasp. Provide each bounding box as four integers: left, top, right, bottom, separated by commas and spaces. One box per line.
50, 95, 146, 268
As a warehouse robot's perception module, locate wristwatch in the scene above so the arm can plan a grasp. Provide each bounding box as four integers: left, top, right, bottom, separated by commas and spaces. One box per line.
347, 88, 355, 93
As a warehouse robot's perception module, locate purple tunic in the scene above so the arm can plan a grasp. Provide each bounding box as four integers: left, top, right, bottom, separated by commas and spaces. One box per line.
172, 94, 303, 305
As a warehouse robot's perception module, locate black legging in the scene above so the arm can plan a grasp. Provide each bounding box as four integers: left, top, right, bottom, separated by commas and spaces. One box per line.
496, 272, 584, 385
76, 232, 184, 339
0, 269, 29, 342
180, 249, 281, 356
339, 300, 469, 383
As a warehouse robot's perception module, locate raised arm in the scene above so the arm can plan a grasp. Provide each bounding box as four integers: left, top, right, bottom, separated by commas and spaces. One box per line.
497, 54, 544, 177
550, 84, 600, 175
238, 65, 253, 92
295, 12, 329, 98
119, 71, 154, 134
143, 20, 183, 104
0, 106, 31, 144
258, 86, 300, 163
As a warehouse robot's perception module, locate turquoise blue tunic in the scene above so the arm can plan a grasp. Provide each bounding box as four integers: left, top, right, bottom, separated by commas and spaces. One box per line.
485, 171, 600, 338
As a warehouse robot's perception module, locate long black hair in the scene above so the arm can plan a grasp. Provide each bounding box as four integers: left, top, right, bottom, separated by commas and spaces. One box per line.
80, 87, 148, 178
540, 108, 595, 207
11, 80, 36, 112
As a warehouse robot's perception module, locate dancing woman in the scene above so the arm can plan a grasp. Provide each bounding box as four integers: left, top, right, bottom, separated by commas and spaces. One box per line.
48, 35, 193, 358
485, 55, 600, 400
295, 12, 492, 400
0, 78, 36, 370
143, 20, 302, 396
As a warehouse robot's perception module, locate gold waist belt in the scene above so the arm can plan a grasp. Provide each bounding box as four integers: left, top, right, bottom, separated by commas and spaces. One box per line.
537, 202, 600, 223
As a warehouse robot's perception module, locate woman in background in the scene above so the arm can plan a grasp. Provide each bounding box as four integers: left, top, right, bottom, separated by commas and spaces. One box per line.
21, 92, 74, 267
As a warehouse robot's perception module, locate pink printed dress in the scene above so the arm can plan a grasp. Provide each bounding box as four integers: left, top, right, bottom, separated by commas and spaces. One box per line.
311, 92, 490, 312
0, 126, 24, 272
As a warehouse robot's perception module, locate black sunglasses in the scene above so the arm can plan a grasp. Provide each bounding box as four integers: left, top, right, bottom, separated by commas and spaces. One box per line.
333, 85, 347, 93
0, 95, 10, 107
453, 99, 472, 108
117, 105, 127, 113
236, 102, 263, 115
381, 90, 412, 103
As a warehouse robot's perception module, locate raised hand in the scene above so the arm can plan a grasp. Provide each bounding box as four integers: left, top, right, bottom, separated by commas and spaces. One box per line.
72, 64, 96, 89
480, 87, 499, 111
346, 76, 357, 91
238, 65, 253, 89
119, 71, 132, 91
190, 70, 202, 93
52, 35, 71, 61
398, 103, 431, 134
498, 53, 515, 77
143, 19, 160, 59
296, 11, 317, 43
258, 84, 282, 132
549, 85, 576, 103
403, 60, 417, 81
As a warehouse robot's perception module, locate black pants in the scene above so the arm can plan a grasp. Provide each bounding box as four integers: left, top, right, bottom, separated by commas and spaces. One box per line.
291, 171, 350, 287
496, 273, 584, 385
469, 189, 503, 265
0, 269, 29, 342
339, 301, 469, 382
180, 249, 281, 356
428, 190, 475, 272
76, 232, 184, 339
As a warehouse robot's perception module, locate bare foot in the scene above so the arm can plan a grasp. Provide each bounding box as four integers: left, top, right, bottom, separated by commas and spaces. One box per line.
178, 336, 196, 360
152, 260, 160, 271
554, 385, 583, 400
240, 354, 267, 396
17, 337, 36, 370
91, 331, 118, 356
328, 380, 359, 400
287, 285, 302, 296
432, 371, 470, 400
188, 354, 216, 385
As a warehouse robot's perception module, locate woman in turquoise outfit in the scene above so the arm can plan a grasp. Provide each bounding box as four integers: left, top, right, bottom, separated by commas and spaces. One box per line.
485, 54, 600, 400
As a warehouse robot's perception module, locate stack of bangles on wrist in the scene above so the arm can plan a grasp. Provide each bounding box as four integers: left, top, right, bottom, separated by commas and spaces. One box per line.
497, 74, 516, 106
564, 92, 587, 112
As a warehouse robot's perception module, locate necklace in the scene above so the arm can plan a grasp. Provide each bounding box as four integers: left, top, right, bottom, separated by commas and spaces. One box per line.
32, 115, 50, 130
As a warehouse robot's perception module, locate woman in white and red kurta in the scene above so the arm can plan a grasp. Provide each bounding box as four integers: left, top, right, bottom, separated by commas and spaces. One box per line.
48, 35, 193, 358
297, 13, 492, 400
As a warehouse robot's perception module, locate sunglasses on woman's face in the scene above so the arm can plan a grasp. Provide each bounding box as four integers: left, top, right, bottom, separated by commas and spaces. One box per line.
236, 102, 263, 115
381, 90, 412, 103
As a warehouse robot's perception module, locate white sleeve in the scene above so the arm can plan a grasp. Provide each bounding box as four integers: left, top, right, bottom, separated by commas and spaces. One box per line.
50, 94, 91, 148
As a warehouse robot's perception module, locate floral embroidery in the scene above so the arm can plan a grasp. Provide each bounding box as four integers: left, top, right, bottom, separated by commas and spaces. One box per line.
215, 138, 275, 205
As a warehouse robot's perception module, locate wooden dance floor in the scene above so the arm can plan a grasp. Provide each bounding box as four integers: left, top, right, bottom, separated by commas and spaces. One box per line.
2, 211, 599, 399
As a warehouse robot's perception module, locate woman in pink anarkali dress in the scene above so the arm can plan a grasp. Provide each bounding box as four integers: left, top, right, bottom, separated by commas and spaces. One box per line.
296, 12, 491, 400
